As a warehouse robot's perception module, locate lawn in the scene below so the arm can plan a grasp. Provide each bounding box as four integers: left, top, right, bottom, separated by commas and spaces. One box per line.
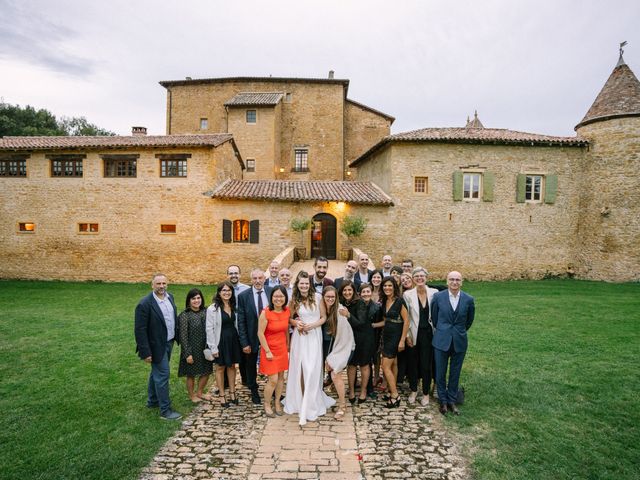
0, 279, 638, 479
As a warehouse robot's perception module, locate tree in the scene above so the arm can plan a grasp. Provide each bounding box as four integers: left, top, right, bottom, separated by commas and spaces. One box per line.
0, 101, 115, 137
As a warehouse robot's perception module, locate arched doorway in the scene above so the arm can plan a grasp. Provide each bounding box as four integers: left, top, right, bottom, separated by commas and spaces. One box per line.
311, 213, 337, 260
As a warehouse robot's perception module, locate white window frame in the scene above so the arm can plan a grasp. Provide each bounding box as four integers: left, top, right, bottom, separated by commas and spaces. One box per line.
246, 159, 255, 172
246, 110, 257, 124
200, 118, 208, 130
525, 174, 544, 203
463, 173, 482, 201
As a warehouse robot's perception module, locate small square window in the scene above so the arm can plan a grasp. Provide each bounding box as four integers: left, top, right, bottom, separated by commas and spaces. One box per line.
463, 173, 482, 200
414, 176, 429, 194
18, 222, 35, 233
293, 149, 309, 172
233, 220, 249, 242
246, 110, 257, 123
284, 93, 292, 103
160, 224, 176, 234
246, 159, 256, 172
78, 223, 99, 234
200, 118, 208, 130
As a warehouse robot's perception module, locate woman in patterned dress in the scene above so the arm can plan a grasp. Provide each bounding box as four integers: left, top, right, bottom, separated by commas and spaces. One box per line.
178, 288, 213, 403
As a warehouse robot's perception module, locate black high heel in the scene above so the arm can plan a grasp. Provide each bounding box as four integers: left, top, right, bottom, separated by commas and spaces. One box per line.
349, 396, 357, 404
230, 391, 239, 405
219, 395, 230, 408
357, 397, 367, 405
385, 396, 401, 409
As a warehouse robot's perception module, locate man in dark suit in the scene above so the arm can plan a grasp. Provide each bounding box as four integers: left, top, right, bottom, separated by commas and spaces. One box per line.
237, 268, 271, 404
333, 260, 358, 291
134, 273, 181, 420
431, 271, 475, 416
353, 253, 374, 291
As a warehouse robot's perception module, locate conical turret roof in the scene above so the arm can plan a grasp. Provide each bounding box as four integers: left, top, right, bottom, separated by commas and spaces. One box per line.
575, 55, 640, 130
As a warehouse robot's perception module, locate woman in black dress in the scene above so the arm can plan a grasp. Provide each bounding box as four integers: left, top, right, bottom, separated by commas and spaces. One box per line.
206, 281, 242, 407
379, 276, 409, 408
339, 281, 376, 405
178, 288, 213, 403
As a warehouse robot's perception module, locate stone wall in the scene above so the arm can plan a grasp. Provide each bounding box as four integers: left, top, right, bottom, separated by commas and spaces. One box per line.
0, 143, 242, 283
355, 142, 587, 280
575, 117, 640, 281
344, 101, 392, 175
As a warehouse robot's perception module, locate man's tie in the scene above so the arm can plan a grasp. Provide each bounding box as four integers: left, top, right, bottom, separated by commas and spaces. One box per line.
256, 290, 264, 315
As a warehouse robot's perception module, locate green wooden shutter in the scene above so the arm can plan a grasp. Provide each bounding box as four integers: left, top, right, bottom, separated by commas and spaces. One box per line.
544, 174, 558, 204
483, 172, 495, 202
452, 171, 463, 201
249, 220, 260, 244
516, 174, 526, 203
222, 219, 231, 243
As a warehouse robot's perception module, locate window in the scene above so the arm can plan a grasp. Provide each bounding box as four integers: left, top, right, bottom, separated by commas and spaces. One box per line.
0, 158, 27, 177
78, 223, 99, 234
525, 175, 543, 202
294, 149, 309, 172
103, 155, 138, 177
18, 222, 35, 233
414, 176, 429, 194
463, 173, 482, 200
284, 93, 292, 103
50, 156, 84, 177
222, 219, 259, 244
160, 159, 187, 177
160, 224, 176, 234
246, 110, 257, 123
200, 118, 208, 130
246, 159, 255, 172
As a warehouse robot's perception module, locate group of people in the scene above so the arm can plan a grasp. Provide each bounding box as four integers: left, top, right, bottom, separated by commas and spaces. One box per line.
134, 254, 475, 422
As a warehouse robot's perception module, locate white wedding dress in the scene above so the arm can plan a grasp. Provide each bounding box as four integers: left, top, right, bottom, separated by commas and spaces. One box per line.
284, 294, 335, 425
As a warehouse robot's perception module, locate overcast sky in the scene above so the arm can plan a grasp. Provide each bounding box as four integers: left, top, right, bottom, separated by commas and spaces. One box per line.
1, 0, 638, 137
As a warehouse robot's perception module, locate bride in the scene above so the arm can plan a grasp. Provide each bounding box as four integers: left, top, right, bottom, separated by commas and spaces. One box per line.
284, 271, 335, 425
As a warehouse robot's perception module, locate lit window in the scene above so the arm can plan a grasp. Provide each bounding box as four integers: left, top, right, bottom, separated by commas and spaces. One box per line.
0, 158, 27, 177
414, 176, 428, 194
525, 175, 543, 202
463, 173, 482, 200
18, 222, 35, 233
160, 224, 176, 234
233, 220, 249, 242
78, 223, 99, 234
294, 149, 308, 172
246, 159, 255, 172
200, 118, 208, 130
246, 110, 257, 123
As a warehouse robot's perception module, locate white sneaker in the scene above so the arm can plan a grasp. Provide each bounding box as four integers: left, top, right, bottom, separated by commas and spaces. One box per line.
420, 395, 430, 407
408, 391, 417, 404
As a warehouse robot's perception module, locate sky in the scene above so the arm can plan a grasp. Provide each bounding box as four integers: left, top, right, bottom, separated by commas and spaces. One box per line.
1, 0, 639, 137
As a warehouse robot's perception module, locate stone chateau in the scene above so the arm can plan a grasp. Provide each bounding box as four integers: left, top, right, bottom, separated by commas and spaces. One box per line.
0, 54, 638, 283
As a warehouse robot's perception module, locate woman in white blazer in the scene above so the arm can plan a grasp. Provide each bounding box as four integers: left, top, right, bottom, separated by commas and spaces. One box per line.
402, 267, 439, 406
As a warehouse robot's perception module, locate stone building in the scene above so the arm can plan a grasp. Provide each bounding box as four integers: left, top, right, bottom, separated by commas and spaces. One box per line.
0, 55, 638, 282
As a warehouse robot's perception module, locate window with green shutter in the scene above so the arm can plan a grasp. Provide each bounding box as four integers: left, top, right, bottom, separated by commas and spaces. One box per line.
544, 174, 558, 204
452, 171, 463, 201
483, 172, 495, 202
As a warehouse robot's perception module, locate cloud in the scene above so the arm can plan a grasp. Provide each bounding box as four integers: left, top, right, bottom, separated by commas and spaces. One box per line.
0, 0, 93, 76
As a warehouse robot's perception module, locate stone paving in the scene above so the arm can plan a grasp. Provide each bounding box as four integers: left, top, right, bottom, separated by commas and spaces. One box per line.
140, 377, 469, 480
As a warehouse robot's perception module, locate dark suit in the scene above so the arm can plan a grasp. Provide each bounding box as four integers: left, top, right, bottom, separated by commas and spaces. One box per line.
431, 289, 475, 405
237, 286, 271, 395
134, 292, 178, 414
353, 269, 374, 291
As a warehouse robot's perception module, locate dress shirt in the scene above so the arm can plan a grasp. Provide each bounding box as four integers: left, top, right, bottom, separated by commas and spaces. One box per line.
233, 282, 250, 296
266, 277, 280, 287
153, 291, 175, 341
448, 290, 460, 311
253, 287, 269, 315
312, 276, 324, 294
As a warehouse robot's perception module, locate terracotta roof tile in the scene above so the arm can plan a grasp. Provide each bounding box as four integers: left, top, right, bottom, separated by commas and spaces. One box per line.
160, 76, 350, 89
576, 60, 640, 129
350, 127, 587, 167
225, 92, 284, 107
0, 134, 234, 151
208, 179, 393, 206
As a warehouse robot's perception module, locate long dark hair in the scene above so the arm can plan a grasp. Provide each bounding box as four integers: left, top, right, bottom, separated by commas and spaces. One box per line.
213, 281, 236, 310
338, 280, 358, 306
291, 271, 316, 314
269, 285, 289, 311
185, 288, 206, 311
322, 286, 339, 336
379, 276, 400, 305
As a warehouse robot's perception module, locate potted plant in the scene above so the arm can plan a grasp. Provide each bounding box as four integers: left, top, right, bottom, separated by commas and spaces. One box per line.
290, 217, 312, 260
340, 215, 367, 259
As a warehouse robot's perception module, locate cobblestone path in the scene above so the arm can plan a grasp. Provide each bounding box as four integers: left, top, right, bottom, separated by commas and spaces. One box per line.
140, 380, 468, 479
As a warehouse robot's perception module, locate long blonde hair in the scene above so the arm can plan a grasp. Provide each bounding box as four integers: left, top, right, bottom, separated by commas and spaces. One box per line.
290, 271, 316, 314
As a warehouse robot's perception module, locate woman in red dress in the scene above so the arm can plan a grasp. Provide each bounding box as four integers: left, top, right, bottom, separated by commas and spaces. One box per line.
257, 285, 290, 417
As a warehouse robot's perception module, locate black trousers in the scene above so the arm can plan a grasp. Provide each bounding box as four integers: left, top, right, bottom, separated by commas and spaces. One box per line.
407, 328, 434, 395
244, 351, 259, 393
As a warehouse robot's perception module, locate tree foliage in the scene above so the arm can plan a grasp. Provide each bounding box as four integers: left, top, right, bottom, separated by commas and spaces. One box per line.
341, 215, 367, 239
0, 102, 115, 137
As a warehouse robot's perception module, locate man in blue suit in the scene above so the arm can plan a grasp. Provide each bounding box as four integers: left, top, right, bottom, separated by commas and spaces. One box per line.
134, 273, 181, 420
431, 271, 475, 415
237, 269, 271, 404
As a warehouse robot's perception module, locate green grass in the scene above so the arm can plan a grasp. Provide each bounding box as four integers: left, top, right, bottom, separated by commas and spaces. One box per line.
0, 280, 215, 480
1, 279, 638, 479
454, 280, 640, 480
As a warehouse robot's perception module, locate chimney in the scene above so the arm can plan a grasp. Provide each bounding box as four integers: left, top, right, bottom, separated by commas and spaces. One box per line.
132, 126, 147, 136
328, 70, 334, 79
